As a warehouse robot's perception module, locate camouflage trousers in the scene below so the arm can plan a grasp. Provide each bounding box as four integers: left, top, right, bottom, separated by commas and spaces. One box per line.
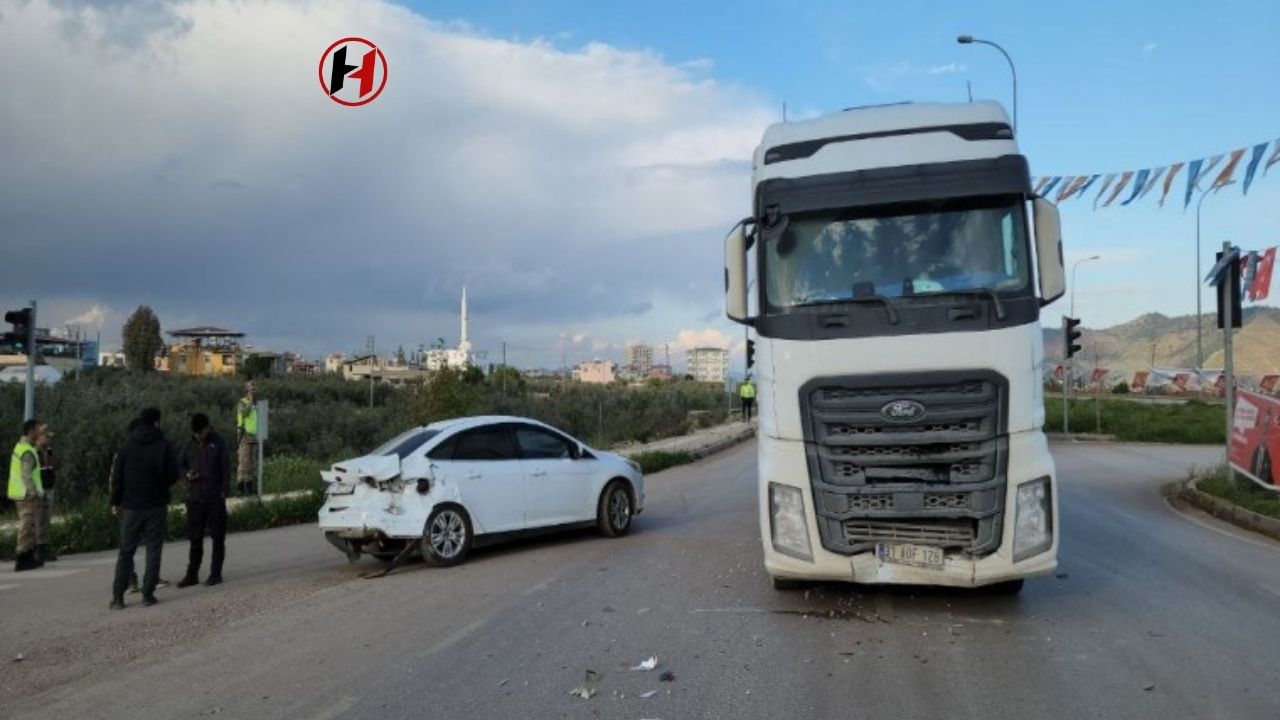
237, 436, 257, 491
15, 498, 41, 554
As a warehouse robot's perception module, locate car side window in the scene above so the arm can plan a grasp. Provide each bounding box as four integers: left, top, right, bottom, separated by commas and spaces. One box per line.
516, 426, 574, 460
426, 437, 456, 461
450, 427, 517, 461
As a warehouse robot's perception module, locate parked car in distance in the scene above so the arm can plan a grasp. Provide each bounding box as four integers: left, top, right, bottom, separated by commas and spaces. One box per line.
319, 416, 645, 566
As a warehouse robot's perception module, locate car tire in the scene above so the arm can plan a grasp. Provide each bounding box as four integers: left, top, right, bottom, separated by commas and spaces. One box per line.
597, 480, 634, 537
986, 579, 1025, 596
771, 576, 805, 591
423, 504, 473, 567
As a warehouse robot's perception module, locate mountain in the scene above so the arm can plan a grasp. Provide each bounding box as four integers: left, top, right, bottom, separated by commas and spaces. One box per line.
1041, 307, 1280, 380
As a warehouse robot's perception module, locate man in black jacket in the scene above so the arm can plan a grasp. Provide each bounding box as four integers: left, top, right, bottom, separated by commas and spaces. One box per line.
178, 413, 229, 588
110, 407, 179, 609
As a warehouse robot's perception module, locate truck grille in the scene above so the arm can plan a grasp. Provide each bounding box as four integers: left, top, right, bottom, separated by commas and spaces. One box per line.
800, 372, 1008, 556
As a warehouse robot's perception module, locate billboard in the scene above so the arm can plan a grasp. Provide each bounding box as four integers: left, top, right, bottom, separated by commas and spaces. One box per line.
1228, 389, 1280, 491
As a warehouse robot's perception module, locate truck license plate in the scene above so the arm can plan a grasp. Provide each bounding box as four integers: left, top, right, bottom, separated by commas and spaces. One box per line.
877, 543, 944, 570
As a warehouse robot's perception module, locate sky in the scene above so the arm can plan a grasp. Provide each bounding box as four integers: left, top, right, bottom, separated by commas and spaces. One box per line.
2, 0, 1278, 372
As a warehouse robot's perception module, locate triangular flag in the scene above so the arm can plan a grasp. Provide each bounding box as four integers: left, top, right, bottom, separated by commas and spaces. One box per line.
1243, 142, 1268, 194
1196, 154, 1224, 190
1093, 173, 1118, 209
1057, 176, 1088, 202
1103, 171, 1134, 207
1041, 176, 1064, 196
1160, 162, 1184, 206
1033, 176, 1051, 194
1183, 159, 1205, 209
1074, 174, 1101, 200
1242, 251, 1259, 301
1211, 148, 1246, 189
1252, 248, 1276, 302
1137, 166, 1167, 201
1120, 169, 1149, 205
1266, 139, 1280, 174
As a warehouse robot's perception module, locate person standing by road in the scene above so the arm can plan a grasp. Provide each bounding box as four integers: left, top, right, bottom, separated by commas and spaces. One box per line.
8, 419, 46, 572
110, 407, 179, 609
235, 382, 259, 496
36, 427, 57, 563
178, 413, 229, 588
739, 376, 757, 422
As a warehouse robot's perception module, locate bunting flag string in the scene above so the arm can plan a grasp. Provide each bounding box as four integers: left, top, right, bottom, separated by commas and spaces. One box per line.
1036, 136, 1276, 210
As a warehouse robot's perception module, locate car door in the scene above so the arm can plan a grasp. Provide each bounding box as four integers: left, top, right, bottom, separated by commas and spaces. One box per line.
515, 424, 595, 527
435, 425, 525, 534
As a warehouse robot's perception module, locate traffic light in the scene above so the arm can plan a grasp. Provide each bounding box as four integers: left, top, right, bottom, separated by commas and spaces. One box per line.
4, 308, 32, 353
1063, 316, 1082, 360
746, 338, 756, 369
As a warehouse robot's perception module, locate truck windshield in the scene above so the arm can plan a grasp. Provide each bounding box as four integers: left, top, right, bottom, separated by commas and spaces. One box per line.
764, 195, 1030, 311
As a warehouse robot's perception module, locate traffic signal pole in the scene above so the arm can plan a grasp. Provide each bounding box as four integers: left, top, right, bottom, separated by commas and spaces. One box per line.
23, 301, 36, 421
1062, 316, 1082, 437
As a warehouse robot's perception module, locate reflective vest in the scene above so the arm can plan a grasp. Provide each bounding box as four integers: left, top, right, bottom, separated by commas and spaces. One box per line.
739, 381, 756, 399
237, 397, 258, 437
8, 439, 43, 500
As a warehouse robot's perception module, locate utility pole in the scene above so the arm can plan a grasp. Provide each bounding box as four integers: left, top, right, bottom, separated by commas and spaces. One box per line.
1222, 241, 1236, 481
501, 341, 508, 398
366, 335, 375, 408
24, 301, 36, 421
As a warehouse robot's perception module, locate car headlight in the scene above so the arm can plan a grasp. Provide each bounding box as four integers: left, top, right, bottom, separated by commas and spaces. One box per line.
625, 458, 642, 474
769, 483, 812, 561
1012, 476, 1053, 562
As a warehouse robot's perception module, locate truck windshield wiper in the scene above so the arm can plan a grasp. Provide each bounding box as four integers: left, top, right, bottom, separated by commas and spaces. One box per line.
924, 288, 1006, 321
846, 295, 900, 324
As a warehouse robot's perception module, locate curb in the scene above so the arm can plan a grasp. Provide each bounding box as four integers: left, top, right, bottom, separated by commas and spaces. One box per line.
682, 427, 756, 461
1173, 476, 1280, 543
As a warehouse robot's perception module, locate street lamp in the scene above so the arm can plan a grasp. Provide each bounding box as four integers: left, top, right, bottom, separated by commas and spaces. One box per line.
1070, 255, 1101, 319
1194, 180, 1236, 370
956, 34, 1018, 134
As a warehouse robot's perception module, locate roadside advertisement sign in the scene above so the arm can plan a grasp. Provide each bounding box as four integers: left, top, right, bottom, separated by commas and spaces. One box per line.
1089, 367, 1109, 385
1132, 370, 1149, 392
1228, 389, 1280, 491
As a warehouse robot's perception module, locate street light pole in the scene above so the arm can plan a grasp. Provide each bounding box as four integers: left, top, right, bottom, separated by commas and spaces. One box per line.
1070, 255, 1100, 320
1064, 256, 1099, 437
957, 35, 1017, 134
1195, 180, 1235, 372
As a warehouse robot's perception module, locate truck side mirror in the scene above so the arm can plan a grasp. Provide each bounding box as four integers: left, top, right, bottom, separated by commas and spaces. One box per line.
1033, 198, 1065, 306
725, 219, 754, 324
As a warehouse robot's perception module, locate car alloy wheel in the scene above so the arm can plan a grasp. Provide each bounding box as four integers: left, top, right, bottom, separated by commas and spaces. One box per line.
429, 509, 466, 560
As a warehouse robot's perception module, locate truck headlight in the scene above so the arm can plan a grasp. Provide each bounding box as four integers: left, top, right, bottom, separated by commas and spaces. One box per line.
1012, 476, 1053, 562
769, 483, 813, 561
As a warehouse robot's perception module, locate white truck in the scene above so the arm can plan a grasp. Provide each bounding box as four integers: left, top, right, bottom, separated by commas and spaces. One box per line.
724, 101, 1065, 593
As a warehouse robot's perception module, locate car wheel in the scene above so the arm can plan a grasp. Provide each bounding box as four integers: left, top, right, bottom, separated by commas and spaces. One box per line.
985, 579, 1025, 596
597, 480, 633, 537
423, 504, 473, 567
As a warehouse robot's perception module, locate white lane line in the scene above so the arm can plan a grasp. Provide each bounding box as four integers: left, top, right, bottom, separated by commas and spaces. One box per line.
307, 695, 360, 720
418, 617, 488, 659
1162, 497, 1280, 551
0, 568, 85, 580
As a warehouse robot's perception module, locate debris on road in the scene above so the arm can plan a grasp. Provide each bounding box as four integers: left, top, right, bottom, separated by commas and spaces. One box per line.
631, 656, 658, 671
1055, 572, 1069, 579
569, 670, 601, 700
659, 671, 676, 683
1144, 684, 1156, 692
13, 653, 25, 663
639, 690, 658, 699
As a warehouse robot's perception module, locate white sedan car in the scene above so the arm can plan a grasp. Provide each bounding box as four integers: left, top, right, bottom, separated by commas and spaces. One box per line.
318, 416, 645, 566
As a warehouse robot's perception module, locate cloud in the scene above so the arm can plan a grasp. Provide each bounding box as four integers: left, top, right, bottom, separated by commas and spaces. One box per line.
926, 62, 967, 75
670, 327, 732, 352
0, 0, 772, 364
64, 303, 109, 328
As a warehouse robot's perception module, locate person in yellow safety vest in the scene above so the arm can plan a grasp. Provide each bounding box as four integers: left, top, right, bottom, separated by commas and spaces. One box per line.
235, 382, 259, 496
739, 376, 757, 422
8, 419, 46, 572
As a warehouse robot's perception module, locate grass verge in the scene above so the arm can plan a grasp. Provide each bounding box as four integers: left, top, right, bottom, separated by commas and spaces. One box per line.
1196, 465, 1280, 520
628, 450, 697, 475
1044, 397, 1224, 444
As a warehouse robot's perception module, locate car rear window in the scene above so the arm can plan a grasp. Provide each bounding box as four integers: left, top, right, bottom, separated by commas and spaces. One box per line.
371, 429, 439, 459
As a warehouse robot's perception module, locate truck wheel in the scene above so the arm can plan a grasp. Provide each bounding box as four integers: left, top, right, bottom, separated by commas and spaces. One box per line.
597, 480, 634, 537
771, 576, 805, 591
423, 504, 472, 567
986, 579, 1025, 595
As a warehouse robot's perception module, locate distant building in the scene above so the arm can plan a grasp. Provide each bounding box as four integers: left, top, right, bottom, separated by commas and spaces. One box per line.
343, 354, 428, 386
687, 347, 729, 383
573, 359, 617, 384
165, 326, 245, 377
623, 343, 653, 375
647, 364, 673, 382
99, 349, 127, 368
324, 352, 346, 374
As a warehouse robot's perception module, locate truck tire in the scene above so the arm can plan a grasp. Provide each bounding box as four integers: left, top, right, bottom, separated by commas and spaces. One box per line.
597, 480, 634, 537
423, 504, 473, 567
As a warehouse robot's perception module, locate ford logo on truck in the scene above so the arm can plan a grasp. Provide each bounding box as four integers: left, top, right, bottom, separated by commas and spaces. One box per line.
881, 399, 926, 422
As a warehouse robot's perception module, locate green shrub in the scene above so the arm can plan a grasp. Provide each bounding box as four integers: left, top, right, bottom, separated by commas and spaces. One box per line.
1197, 465, 1280, 519
1044, 396, 1223, 443
630, 450, 697, 475
1111, 381, 1130, 395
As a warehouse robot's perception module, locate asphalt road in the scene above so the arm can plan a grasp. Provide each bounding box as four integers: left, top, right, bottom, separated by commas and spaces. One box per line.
4, 440, 1279, 720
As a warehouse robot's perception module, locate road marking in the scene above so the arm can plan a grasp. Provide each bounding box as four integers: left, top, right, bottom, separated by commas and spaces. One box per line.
521, 577, 553, 596
419, 617, 488, 659
0, 568, 85, 580
1163, 497, 1280, 551
0, 583, 18, 591
307, 695, 360, 720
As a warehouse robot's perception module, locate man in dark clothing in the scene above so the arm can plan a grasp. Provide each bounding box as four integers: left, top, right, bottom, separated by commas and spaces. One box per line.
110, 407, 179, 609
178, 413, 229, 588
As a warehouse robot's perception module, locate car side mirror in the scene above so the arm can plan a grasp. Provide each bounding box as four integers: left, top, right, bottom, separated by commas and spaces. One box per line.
569, 444, 582, 460
1032, 197, 1065, 306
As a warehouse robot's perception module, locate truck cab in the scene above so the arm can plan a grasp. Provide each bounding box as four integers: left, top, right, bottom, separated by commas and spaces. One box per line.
724, 101, 1066, 592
